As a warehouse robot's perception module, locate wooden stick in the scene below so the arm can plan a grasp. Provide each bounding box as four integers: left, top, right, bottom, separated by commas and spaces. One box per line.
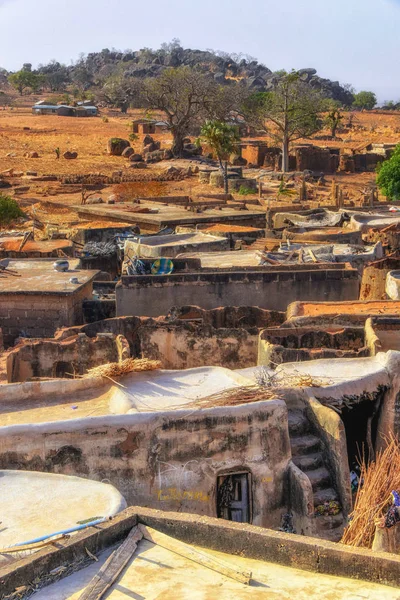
78, 526, 143, 600
139, 525, 251, 585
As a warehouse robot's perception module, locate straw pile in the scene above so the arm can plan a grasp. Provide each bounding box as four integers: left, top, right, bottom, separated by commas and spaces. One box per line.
341, 435, 400, 548
86, 358, 161, 379
186, 386, 276, 409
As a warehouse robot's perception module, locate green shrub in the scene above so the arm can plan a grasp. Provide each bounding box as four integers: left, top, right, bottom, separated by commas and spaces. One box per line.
102, 116, 109, 123
238, 185, 256, 196
377, 145, 400, 200
129, 133, 138, 142
0, 195, 25, 227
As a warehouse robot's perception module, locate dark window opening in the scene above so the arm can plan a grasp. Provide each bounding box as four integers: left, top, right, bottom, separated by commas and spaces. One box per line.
217, 472, 251, 523
341, 398, 382, 469
53, 361, 74, 378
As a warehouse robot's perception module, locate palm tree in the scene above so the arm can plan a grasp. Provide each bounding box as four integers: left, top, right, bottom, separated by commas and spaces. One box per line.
201, 120, 240, 193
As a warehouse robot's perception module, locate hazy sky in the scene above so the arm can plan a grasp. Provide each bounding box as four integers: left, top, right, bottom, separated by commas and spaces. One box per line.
0, 0, 399, 101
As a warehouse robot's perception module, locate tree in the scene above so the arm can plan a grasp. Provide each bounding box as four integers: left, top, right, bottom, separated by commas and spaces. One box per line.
353, 91, 377, 111
377, 145, 400, 200
201, 120, 240, 193
38, 61, 70, 92
8, 70, 44, 95
98, 75, 141, 113
243, 71, 324, 172
141, 67, 215, 157
324, 100, 344, 138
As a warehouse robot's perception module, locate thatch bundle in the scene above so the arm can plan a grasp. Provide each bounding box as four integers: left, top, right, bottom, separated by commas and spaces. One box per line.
186, 386, 275, 409
341, 435, 400, 549
86, 358, 161, 379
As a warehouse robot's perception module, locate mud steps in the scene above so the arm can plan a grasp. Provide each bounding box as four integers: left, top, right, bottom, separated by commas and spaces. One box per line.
288, 408, 345, 542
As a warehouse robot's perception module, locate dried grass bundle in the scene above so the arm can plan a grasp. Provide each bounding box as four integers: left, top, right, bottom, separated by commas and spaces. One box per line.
341, 434, 400, 549
86, 358, 161, 379
186, 386, 275, 409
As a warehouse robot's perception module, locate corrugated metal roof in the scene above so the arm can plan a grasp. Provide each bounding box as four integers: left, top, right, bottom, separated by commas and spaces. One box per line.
33, 105, 60, 110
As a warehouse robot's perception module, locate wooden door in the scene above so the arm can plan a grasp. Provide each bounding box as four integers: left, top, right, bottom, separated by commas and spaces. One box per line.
217, 473, 250, 523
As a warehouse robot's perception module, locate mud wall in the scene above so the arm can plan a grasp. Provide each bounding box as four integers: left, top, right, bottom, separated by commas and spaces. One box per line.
7, 333, 130, 382
0, 400, 290, 528
116, 269, 360, 317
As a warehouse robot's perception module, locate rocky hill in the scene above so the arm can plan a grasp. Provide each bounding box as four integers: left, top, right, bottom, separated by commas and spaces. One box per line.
79, 47, 353, 105
1, 45, 354, 105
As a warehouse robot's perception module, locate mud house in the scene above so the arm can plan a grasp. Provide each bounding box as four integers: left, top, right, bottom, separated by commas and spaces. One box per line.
1, 350, 400, 542
0, 258, 99, 346
0, 366, 291, 530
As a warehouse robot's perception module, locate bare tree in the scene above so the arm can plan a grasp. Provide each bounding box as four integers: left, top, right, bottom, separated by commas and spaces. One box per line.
243, 72, 324, 171
141, 67, 215, 157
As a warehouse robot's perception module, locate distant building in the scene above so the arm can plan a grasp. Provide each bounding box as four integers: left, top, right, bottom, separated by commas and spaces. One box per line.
32, 104, 98, 117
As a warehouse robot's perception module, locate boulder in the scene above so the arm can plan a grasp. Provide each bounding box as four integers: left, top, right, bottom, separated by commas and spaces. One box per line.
86, 197, 104, 205
164, 166, 181, 176
145, 150, 164, 163
107, 138, 131, 156
143, 141, 160, 153
142, 135, 154, 146
129, 162, 147, 169
26, 151, 39, 158
230, 154, 247, 166
122, 147, 134, 158
129, 153, 143, 162
63, 151, 78, 159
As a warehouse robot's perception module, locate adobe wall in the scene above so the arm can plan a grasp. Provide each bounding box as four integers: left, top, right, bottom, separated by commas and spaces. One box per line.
360, 257, 400, 301
7, 507, 400, 596
294, 146, 336, 173
258, 326, 368, 367
0, 282, 94, 347
140, 325, 258, 370
6, 332, 130, 382
8, 307, 286, 379
116, 268, 360, 317
0, 400, 290, 529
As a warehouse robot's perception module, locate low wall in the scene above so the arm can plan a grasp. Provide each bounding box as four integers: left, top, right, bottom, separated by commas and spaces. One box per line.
0, 400, 291, 529
6, 332, 130, 382
258, 326, 368, 367
5, 506, 400, 598
306, 397, 352, 518
116, 267, 360, 317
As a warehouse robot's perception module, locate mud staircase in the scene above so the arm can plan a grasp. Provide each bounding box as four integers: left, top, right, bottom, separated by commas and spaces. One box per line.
288, 408, 346, 542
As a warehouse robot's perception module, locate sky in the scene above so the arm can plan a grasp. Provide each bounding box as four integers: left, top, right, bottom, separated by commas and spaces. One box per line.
0, 0, 399, 102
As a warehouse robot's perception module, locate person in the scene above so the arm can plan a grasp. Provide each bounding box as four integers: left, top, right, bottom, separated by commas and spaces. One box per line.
55, 147, 60, 159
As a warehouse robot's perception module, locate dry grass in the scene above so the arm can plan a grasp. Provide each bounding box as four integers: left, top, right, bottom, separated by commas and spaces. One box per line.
85, 358, 161, 379
341, 434, 400, 549
186, 386, 275, 409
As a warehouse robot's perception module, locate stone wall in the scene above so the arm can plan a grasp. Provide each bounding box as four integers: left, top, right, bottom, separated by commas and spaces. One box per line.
116, 267, 360, 317
0, 399, 291, 528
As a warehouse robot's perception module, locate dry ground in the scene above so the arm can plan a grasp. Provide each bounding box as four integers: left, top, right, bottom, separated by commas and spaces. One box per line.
0, 107, 399, 223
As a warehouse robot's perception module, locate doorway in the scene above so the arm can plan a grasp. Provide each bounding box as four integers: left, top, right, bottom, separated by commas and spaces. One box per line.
217, 472, 251, 523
